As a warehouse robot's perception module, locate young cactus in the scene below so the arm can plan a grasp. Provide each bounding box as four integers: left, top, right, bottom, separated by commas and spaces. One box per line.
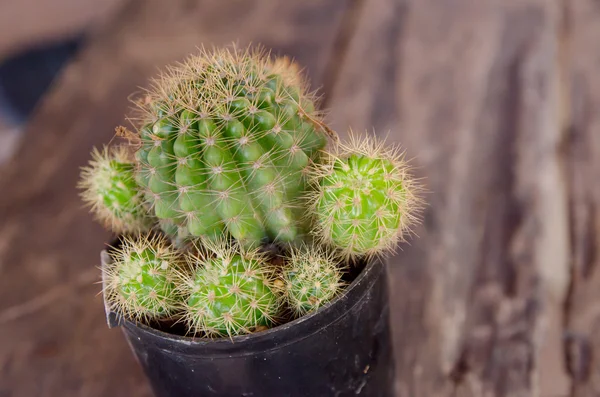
181, 239, 281, 337
103, 234, 182, 323
133, 46, 330, 247
79, 146, 153, 233
282, 245, 344, 316
310, 134, 421, 258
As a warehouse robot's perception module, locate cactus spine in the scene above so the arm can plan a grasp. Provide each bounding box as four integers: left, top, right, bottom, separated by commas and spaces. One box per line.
134, 47, 329, 247
310, 134, 421, 258
181, 239, 281, 337
79, 146, 153, 233
103, 234, 182, 322
282, 245, 343, 316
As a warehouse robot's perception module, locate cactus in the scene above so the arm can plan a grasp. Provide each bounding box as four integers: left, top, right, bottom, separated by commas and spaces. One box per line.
133, 46, 329, 247
79, 146, 153, 233
181, 239, 280, 337
80, 45, 427, 341
310, 134, 421, 258
103, 234, 182, 322
282, 245, 344, 316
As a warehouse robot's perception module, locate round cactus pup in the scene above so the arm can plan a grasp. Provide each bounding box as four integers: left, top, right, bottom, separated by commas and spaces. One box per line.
181, 239, 281, 337
79, 146, 154, 233
310, 134, 422, 258
133, 46, 331, 247
103, 234, 182, 323
282, 245, 344, 316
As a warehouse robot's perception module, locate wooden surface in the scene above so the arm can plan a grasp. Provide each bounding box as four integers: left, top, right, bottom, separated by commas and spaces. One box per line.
1, 0, 599, 396
0, 0, 126, 60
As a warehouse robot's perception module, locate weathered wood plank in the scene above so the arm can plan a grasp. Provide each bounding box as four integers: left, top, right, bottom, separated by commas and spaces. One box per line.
327, 0, 570, 395
0, 1, 349, 395
564, 1, 600, 396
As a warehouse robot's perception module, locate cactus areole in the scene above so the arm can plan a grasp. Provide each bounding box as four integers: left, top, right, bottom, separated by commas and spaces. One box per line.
79, 46, 423, 397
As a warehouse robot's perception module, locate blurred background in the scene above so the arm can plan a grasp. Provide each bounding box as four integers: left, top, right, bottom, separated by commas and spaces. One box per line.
0, 0, 125, 163
0, 1, 598, 396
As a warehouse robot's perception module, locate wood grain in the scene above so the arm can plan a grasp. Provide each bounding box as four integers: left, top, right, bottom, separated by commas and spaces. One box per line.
564, 0, 600, 396
327, 0, 571, 395
0, 1, 349, 396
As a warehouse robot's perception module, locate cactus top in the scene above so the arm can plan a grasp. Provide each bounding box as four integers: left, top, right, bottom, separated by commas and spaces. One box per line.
103, 234, 182, 322
181, 240, 280, 337
79, 146, 152, 233
311, 135, 421, 258
134, 46, 329, 247
283, 245, 343, 316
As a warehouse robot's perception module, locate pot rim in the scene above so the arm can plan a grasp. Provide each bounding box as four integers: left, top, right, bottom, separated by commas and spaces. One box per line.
102, 249, 385, 355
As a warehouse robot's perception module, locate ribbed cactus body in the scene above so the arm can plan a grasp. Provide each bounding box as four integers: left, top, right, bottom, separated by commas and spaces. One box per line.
312, 136, 420, 258
79, 146, 152, 233
283, 246, 343, 316
182, 241, 279, 337
104, 235, 182, 321
135, 48, 328, 247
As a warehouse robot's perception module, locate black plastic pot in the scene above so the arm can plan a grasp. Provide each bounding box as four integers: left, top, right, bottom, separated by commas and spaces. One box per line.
101, 250, 395, 397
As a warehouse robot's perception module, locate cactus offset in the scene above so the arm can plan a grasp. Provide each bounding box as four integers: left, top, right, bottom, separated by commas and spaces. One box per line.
282, 245, 344, 316
103, 234, 183, 322
79, 146, 153, 233
181, 239, 280, 337
310, 134, 421, 258
133, 46, 329, 247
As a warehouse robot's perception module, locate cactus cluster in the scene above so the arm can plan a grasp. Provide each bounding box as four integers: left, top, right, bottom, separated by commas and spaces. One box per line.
81, 45, 422, 338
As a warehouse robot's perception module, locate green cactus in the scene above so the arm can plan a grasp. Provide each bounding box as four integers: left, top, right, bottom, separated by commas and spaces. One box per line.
81, 44, 426, 340
282, 245, 344, 316
310, 135, 421, 258
181, 239, 280, 337
103, 234, 182, 322
79, 146, 153, 233
133, 46, 329, 247
158, 219, 180, 239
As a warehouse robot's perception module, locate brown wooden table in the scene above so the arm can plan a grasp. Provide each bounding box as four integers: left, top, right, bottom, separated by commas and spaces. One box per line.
1, 1, 598, 396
